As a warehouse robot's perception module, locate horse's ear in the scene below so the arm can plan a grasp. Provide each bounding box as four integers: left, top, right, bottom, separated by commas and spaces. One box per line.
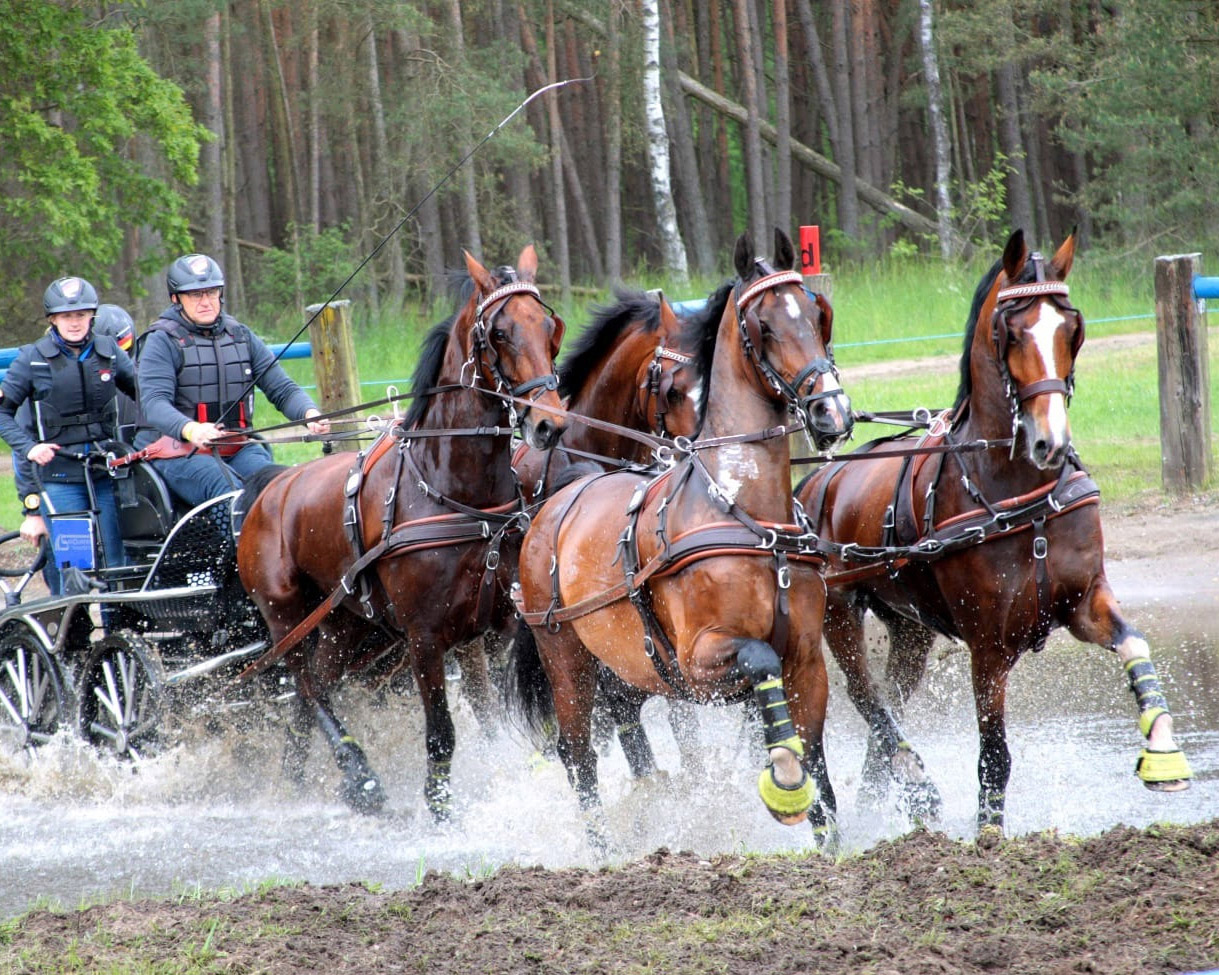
516, 244, 539, 282
549, 313, 566, 360
733, 232, 754, 279
1050, 229, 1077, 281
1002, 229, 1028, 281
816, 293, 833, 348
464, 250, 496, 295
773, 227, 795, 270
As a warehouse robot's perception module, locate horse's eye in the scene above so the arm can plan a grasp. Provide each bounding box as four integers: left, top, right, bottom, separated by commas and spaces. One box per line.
666, 387, 683, 404
492, 327, 508, 343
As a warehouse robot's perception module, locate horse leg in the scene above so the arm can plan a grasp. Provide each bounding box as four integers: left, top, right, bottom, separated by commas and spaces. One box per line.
282, 689, 316, 789
882, 612, 938, 709
596, 667, 658, 779
970, 643, 1016, 835
453, 636, 498, 735
1069, 581, 1193, 791
411, 644, 458, 821
734, 639, 818, 828
665, 699, 706, 779
311, 691, 386, 813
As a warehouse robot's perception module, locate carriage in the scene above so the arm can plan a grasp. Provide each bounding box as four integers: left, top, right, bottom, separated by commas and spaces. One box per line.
0, 447, 276, 760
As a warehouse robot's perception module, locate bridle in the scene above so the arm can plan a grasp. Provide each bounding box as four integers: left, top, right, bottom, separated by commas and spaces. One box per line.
989, 253, 1086, 424
465, 277, 562, 428
640, 344, 694, 437
735, 267, 843, 430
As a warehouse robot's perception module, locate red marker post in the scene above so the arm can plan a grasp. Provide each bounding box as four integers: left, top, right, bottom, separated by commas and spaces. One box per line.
799, 224, 831, 299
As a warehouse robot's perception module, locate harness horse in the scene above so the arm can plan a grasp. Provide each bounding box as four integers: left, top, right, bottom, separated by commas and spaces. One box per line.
798, 229, 1193, 833
236, 246, 567, 815
509, 229, 853, 848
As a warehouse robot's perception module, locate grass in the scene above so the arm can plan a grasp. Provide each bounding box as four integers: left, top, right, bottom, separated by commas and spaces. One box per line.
1, 254, 1215, 534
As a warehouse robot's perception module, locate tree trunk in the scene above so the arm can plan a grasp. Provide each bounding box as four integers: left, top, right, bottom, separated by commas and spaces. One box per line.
261, 0, 302, 311
220, 4, 244, 311
795, 0, 840, 155
693, 0, 722, 255
306, 5, 321, 233
604, 0, 623, 284
830, 0, 860, 240
446, 0, 483, 255
660, 0, 714, 273
201, 11, 224, 258
542, 1, 571, 300
996, 61, 1034, 238
731, 0, 768, 247
642, 0, 689, 280
773, 0, 792, 236
916, 0, 955, 258
363, 18, 406, 310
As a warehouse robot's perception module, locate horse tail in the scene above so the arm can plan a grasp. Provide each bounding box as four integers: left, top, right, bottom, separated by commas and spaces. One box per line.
503, 618, 555, 742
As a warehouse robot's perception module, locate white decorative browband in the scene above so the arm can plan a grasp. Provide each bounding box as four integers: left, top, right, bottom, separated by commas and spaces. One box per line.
995, 281, 1069, 302
476, 281, 541, 321
737, 270, 806, 312
655, 347, 693, 364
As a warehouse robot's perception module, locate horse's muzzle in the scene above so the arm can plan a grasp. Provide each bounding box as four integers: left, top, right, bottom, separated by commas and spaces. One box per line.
804, 389, 854, 452
524, 414, 565, 451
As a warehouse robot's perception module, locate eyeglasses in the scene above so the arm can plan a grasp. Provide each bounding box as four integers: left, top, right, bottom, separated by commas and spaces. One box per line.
182, 287, 222, 301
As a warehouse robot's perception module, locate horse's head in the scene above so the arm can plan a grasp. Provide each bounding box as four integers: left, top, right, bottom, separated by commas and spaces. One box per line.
984, 229, 1083, 469
633, 298, 702, 439
732, 228, 853, 452
463, 245, 567, 450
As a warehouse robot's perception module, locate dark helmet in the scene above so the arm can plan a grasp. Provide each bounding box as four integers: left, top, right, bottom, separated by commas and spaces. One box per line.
94, 303, 135, 348
166, 253, 225, 297
43, 276, 99, 315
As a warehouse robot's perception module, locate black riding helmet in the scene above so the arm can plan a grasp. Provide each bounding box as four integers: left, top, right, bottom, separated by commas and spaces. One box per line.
167, 253, 225, 327
167, 253, 225, 298
94, 303, 135, 347
43, 276, 99, 316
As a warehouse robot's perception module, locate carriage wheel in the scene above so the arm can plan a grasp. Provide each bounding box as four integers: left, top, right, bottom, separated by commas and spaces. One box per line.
77, 634, 166, 760
0, 624, 67, 753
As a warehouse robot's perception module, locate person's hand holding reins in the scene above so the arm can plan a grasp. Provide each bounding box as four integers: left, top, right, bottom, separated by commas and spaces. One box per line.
26, 442, 60, 465
19, 514, 47, 545
304, 408, 331, 436
180, 421, 224, 446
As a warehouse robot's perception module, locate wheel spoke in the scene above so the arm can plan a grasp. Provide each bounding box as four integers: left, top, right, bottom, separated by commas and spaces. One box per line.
0, 681, 24, 725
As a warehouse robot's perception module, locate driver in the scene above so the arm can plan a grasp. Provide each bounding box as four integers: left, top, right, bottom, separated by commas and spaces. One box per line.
0, 278, 137, 587
134, 253, 329, 508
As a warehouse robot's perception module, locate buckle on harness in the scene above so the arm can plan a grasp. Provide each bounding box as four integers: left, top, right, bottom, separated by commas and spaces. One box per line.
757, 529, 777, 551
485, 549, 501, 571
776, 564, 791, 590
1033, 536, 1048, 559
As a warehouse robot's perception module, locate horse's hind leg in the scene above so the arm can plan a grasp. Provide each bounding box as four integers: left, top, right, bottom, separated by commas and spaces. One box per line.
1069, 580, 1193, 791
283, 691, 315, 789
825, 600, 940, 820
453, 636, 498, 734
596, 667, 657, 779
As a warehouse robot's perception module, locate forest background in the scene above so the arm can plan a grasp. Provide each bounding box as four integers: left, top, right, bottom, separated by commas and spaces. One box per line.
3, 0, 1219, 342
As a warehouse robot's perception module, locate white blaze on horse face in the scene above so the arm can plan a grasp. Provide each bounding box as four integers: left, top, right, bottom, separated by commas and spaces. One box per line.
715, 443, 758, 505
1029, 301, 1070, 438
688, 378, 705, 417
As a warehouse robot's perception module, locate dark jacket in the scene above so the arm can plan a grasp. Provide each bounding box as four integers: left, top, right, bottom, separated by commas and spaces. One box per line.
0, 332, 136, 484
134, 305, 317, 448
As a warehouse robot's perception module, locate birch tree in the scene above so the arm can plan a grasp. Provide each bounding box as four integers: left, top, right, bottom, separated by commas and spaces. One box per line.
916, 0, 955, 258
641, 0, 688, 281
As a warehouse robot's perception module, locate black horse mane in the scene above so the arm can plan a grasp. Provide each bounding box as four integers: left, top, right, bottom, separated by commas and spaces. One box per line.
685, 280, 733, 434
953, 253, 1039, 411
404, 271, 482, 429
557, 288, 664, 400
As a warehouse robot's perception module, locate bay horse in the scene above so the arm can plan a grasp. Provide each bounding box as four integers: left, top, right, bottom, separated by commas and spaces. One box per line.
509, 229, 854, 849
797, 229, 1193, 834
236, 245, 567, 815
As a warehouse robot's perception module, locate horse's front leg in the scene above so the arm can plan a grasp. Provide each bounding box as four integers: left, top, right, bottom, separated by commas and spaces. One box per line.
411, 642, 457, 821
1070, 579, 1193, 791
970, 642, 1017, 836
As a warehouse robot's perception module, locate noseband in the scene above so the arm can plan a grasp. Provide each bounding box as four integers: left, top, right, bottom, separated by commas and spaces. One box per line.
468, 279, 561, 425
735, 269, 841, 421
642, 345, 693, 436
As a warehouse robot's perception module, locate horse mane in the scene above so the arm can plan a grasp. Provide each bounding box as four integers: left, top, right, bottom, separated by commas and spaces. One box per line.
685, 280, 733, 435
557, 287, 663, 400
404, 273, 478, 429
953, 254, 1035, 411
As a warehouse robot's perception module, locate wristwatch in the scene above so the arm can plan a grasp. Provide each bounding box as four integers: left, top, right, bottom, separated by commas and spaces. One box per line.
23, 493, 41, 513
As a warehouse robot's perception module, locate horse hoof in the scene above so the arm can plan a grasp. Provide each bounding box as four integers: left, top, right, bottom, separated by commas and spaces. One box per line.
758, 765, 814, 825
1135, 748, 1193, 791
342, 776, 386, 814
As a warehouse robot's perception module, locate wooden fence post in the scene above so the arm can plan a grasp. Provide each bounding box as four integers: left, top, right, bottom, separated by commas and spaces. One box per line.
1154, 253, 1212, 493
305, 299, 360, 452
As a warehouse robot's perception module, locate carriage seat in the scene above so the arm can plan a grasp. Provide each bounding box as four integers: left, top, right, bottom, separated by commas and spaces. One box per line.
116, 458, 178, 562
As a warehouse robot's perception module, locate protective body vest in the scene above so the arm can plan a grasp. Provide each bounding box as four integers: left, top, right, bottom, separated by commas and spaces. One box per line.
27, 333, 124, 481
148, 317, 255, 429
